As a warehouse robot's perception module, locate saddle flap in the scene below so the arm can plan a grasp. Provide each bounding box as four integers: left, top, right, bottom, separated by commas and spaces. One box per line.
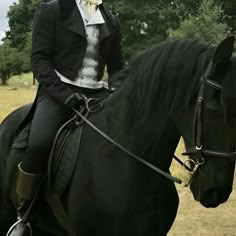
48, 120, 83, 195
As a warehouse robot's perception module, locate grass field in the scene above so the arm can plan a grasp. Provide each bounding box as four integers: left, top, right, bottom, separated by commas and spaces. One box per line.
0, 74, 37, 121
1, 74, 236, 235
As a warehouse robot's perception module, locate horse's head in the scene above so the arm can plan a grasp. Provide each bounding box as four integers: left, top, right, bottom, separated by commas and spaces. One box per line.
108, 37, 236, 208
179, 36, 236, 208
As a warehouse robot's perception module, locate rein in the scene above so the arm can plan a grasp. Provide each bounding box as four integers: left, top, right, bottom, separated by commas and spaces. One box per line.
75, 70, 236, 187
72, 107, 183, 184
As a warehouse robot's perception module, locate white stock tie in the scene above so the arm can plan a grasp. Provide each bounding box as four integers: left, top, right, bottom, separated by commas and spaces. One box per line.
82, 0, 102, 16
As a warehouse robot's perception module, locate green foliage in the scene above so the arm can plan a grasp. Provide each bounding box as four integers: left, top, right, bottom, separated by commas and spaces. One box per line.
0, 42, 26, 85
222, 0, 236, 34
168, 0, 228, 44
1, 0, 40, 76
106, 1, 189, 59
5, 0, 41, 49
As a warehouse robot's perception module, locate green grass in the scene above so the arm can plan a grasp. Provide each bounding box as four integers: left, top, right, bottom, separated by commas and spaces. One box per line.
9, 72, 37, 88
0, 73, 37, 122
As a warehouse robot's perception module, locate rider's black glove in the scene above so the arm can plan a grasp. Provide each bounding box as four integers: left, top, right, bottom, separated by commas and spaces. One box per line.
64, 93, 84, 110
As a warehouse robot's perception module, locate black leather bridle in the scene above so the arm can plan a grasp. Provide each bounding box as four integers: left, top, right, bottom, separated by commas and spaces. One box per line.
180, 68, 236, 185
183, 77, 236, 160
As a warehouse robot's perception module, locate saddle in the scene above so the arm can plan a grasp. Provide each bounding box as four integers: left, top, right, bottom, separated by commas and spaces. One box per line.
11, 91, 110, 234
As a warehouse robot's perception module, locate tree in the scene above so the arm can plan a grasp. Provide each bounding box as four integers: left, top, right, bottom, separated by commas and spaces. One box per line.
2, 0, 41, 76
0, 42, 25, 85
106, 1, 190, 59
222, 0, 236, 34
168, 0, 229, 44
3, 0, 233, 73
5, 0, 41, 50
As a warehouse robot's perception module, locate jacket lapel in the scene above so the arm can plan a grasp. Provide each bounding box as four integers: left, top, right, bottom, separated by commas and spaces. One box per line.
61, 3, 115, 41
99, 6, 114, 42
62, 6, 86, 38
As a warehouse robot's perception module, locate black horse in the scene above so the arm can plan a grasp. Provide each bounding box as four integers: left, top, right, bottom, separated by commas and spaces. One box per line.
1, 37, 236, 236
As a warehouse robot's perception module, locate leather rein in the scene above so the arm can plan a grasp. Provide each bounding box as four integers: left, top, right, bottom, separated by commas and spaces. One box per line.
73, 76, 236, 186
73, 104, 183, 184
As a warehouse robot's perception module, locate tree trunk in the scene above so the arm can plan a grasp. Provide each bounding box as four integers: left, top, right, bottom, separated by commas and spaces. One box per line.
0, 77, 9, 86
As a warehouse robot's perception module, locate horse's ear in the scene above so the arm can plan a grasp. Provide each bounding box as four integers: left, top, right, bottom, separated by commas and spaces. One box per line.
212, 36, 235, 66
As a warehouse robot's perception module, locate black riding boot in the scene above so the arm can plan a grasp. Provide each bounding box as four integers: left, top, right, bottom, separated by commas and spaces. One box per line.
6, 163, 42, 236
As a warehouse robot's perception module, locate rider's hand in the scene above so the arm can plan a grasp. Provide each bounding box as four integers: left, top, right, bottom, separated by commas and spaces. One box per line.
64, 93, 84, 110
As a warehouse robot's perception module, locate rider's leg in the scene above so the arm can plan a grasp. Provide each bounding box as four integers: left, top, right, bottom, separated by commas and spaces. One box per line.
9, 92, 73, 235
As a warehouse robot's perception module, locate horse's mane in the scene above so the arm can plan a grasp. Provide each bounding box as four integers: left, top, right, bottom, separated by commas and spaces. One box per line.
120, 39, 212, 117
113, 39, 211, 128
110, 39, 236, 152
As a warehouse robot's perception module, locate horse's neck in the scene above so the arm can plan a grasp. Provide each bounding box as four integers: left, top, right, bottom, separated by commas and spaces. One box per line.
104, 90, 180, 170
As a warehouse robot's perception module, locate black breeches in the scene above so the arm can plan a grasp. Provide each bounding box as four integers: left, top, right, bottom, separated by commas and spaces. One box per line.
21, 87, 108, 174
21, 93, 73, 173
